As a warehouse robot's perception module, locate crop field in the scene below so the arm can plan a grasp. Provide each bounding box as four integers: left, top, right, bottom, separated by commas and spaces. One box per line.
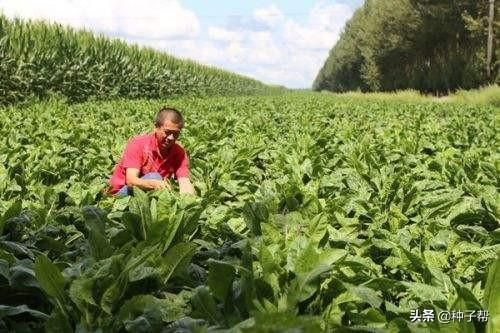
0, 14, 281, 105
0, 93, 498, 332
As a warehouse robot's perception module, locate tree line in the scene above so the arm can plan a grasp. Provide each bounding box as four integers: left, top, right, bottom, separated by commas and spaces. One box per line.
313, 0, 498, 93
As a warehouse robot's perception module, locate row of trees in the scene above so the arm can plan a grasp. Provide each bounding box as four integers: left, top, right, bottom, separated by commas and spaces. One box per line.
313, 0, 498, 93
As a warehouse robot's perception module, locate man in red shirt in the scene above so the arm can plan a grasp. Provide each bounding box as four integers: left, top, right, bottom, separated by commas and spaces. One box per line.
109, 107, 195, 196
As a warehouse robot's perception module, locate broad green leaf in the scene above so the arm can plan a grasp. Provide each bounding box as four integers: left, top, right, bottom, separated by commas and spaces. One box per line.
484, 254, 500, 333
161, 242, 197, 283
191, 286, 222, 326
118, 293, 191, 326
129, 188, 152, 227
364, 277, 401, 292
9, 264, 39, 289
241, 240, 257, 312
242, 201, 268, 236
401, 282, 447, 303
123, 245, 159, 274
0, 259, 9, 280
69, 277, 97, 308
82, 205, 107, 234
0, 304, 48, 319
101, 276, 127, 315
0, 240, 35, 260
45, 308, 72, 333
350, 285, 383, 308
365, 308, 387, 324
34, 236, 68, 255
34, 255, 68, 310
294, 245, 347, 276
88, 228, 113, 260
424, 266, 453, 292
207, 259, 235, 302
451, 296, 476, 333
259, 243, 280, 277
0, 201, 21, 235
290, 244, 347, 303
241, 312, 322, 333
453, 281, 482, 311
129, 266, 158, 282
122, 212, 146, 241
123, 316, 158, 333
155, 195, 184, 251
307, 213, 328, 245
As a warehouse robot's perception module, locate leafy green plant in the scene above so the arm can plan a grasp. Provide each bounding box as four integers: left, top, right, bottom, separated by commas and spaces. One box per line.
0, 93, 497, 332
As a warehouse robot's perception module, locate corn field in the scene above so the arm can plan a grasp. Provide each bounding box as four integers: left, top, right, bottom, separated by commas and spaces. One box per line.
0, 15, 280, 105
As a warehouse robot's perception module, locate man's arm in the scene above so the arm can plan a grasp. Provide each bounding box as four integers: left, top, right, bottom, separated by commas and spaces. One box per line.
178, 177, 195, 195
125, 168, 170, 190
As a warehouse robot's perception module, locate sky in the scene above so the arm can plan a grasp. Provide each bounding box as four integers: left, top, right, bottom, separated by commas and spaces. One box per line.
0, 0, 364, 88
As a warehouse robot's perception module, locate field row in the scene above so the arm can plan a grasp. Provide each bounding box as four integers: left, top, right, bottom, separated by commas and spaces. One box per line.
0, 93, 498, 332
0, 15, 280, 105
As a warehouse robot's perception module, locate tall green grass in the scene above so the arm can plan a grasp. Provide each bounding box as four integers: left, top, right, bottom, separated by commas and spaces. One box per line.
326, 89, 427, 103
452, 85, 500, 107
324, 85, 500, 107
0, 14, 281, 105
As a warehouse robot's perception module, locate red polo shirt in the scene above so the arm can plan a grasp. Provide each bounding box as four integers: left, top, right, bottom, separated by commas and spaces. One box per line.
109, 133, 189, 194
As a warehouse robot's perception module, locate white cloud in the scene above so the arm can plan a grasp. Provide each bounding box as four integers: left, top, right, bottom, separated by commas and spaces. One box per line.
208, 27, 242, 43
138, 1, 353, 87
242, 48, 328, 88
0, 0, 200, 39
252, 4, 284, 28
283, 20, 340, 50
226, 42, 245, 63
133, 39, 224, 65
283, 1, 352, 50
247, 32, 282, 64
200, 1, 353, 87
310, 1, 352, 30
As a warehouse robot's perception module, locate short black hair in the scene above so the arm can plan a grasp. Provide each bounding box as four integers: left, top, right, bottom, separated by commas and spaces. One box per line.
155, 107, 184, 128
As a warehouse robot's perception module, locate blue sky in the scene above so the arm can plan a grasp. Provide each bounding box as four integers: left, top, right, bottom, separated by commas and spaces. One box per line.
0, 0, 364, 88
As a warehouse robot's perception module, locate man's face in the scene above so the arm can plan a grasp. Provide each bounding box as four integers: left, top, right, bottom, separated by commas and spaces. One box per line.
155, 119, 182, 151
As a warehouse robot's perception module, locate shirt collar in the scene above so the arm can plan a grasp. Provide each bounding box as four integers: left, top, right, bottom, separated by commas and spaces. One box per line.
149, 132, 161, 155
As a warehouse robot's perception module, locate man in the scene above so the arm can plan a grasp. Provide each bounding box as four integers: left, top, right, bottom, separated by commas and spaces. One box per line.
109, 107, 195, 196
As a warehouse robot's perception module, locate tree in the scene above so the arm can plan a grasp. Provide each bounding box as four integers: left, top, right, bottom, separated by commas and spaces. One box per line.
313, 0, 497, 93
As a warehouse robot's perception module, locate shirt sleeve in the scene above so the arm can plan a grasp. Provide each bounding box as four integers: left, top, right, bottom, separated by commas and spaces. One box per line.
121, 138, 144, 169
175, 148, 190, 178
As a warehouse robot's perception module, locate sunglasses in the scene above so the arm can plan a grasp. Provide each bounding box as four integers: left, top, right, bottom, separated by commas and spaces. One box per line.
162, 129, 181, 139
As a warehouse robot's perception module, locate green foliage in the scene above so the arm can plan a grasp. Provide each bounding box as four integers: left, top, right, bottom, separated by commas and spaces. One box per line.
484, 255, 500, 333
0, 93, 498, 331
314, 0, 498, 93
0, 14, 282, 105
452, 85, 500, 107
34, 255, 69, 315
324, 85, 500, 108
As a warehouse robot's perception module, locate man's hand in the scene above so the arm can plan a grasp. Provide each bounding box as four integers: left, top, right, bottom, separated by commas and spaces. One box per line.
178, 177, 195, 195
125, 168, 172, 191
144, 179, 171, 190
